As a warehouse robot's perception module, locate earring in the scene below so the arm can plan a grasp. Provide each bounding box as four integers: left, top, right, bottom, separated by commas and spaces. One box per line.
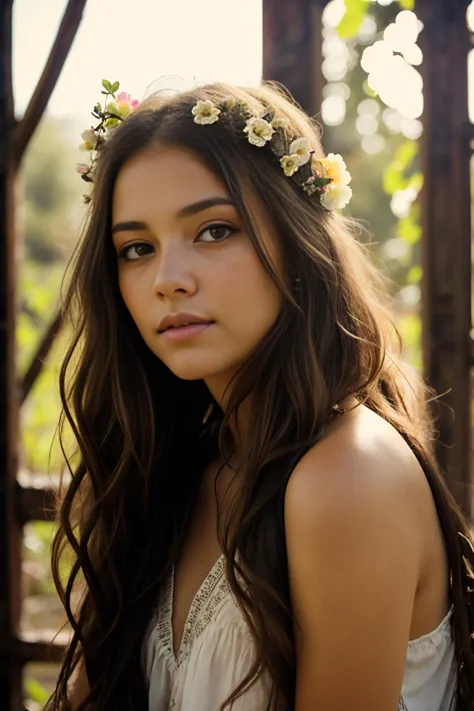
293, 277, 301, 293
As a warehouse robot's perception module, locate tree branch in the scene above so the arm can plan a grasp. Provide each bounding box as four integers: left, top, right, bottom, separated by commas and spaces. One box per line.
13, 0, 88, 167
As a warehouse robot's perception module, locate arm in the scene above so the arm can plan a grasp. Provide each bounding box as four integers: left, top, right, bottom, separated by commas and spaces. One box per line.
284, 416, 422, 711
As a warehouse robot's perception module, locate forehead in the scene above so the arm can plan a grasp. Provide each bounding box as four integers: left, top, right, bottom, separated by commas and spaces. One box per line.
112, 146, 228, 221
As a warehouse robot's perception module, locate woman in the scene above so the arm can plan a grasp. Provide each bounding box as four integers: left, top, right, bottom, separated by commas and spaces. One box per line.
46, 82, 474, 711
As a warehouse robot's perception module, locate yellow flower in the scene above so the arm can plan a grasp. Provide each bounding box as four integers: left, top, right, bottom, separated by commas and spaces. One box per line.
280, 154, 301, 177
320, 184, 353, 211
243, 117, 275, 147
319, 153, 351, 187
289, 138, 311, 166
192, 100, 221, 125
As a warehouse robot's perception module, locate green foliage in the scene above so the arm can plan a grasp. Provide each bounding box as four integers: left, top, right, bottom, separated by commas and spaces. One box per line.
18, 117, 84, 263
399, 314, 422, 369
382, 141, 422, 254
382, 140, 419, 193
24, 677, 49, 706
101, 78, 121, 95
337, 0, 370, 39
407, 265, 422, 284
337, 0, 416, 39
397, 205, 422, 245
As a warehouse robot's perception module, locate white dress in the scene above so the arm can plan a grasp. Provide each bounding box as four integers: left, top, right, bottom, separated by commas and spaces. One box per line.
143, 554, 457, 711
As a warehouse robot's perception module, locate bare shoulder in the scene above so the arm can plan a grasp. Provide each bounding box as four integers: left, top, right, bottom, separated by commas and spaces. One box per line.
282, 406, 449, 708
284, 404, 428, 536
283, 405, 430, 708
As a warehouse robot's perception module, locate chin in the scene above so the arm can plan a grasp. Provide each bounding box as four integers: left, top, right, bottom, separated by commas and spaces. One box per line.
157, 354, 236, 383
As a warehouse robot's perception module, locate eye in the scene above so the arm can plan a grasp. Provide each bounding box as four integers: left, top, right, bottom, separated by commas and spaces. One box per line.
196, 224, 237, 243
118, 242, 154, 261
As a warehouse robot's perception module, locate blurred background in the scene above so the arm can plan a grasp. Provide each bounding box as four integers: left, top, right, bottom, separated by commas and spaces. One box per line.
3, 0, 472, 707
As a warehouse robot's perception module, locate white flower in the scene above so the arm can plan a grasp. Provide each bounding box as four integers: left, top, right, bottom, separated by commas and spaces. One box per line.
280, 153, 301, 177
243, 117, 275, 147
192, 100, 221, 125
320, 184, 353, 210
320, 153, 351, 187
271, 116, 289, 131
289, 138, 311, 166
79, 129, 98, 151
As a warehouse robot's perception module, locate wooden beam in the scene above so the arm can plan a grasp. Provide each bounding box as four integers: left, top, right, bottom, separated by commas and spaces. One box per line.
417, 0, 472, 515
13, 637, 66, 665
0, 633, 67, 664
0, 1, 22, 708
262, 0, 326, 117
15, 483, 56, 524
13, 0, 88, 167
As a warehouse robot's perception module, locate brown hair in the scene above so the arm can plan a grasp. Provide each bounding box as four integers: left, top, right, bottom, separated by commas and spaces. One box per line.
46, 82, 474, 711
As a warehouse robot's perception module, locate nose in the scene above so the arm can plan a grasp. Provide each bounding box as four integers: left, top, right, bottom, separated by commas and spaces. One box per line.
152, 245, 198, 299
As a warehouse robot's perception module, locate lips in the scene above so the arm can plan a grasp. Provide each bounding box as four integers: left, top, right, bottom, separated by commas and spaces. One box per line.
162, 321, 210, 332
157, 312, 214, 333
159, 321, 214, 342
158, 321, 214, 334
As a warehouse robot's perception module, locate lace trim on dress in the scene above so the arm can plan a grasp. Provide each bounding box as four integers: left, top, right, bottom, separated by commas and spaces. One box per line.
157, 554, 228, 668
156, 567, 174, 659
178, 555, 227, 664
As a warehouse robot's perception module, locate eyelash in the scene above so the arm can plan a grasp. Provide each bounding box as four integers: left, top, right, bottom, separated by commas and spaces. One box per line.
118, 223, 237, 261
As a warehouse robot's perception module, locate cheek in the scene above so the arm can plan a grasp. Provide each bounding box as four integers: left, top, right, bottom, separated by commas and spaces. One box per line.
218, 250, 283, 328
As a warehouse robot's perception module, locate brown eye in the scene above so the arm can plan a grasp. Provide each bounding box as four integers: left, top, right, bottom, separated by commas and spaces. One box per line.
197, 224, 236, 243
119, 243, 154, 261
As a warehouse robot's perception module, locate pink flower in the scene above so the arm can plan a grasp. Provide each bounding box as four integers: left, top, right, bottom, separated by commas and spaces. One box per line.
117, 92, 139, 108
76, 163, 90, 175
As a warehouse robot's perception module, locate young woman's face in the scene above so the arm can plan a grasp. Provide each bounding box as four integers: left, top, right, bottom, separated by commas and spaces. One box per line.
112, 145, 284, 400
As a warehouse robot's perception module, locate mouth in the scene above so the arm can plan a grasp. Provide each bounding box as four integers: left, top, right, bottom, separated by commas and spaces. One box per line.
158, 321, 215, 342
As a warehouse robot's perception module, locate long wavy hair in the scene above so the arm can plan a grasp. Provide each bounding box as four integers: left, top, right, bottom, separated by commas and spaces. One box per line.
46, 82, 474, 711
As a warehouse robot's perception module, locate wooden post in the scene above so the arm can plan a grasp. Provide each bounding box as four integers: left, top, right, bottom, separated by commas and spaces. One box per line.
417, 0, 472, 516
262, 0, 326, 117
0, 1, 88, 706
0, 1, 22, 708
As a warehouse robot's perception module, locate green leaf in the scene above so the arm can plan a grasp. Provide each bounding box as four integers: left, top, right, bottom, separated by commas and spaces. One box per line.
102, 79, 113, 93
398, 0, 415, 9
111, 81, 120, 93
336, 0, 371, 40
104, 117, 120, 129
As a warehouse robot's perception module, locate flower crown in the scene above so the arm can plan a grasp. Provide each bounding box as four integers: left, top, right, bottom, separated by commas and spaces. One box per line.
76, 79, 140, 199
191, 99, 352, 211
77, 80, 352, 211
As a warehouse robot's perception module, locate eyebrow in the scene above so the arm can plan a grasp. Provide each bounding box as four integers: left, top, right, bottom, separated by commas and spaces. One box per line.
111, 196, 235, 235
